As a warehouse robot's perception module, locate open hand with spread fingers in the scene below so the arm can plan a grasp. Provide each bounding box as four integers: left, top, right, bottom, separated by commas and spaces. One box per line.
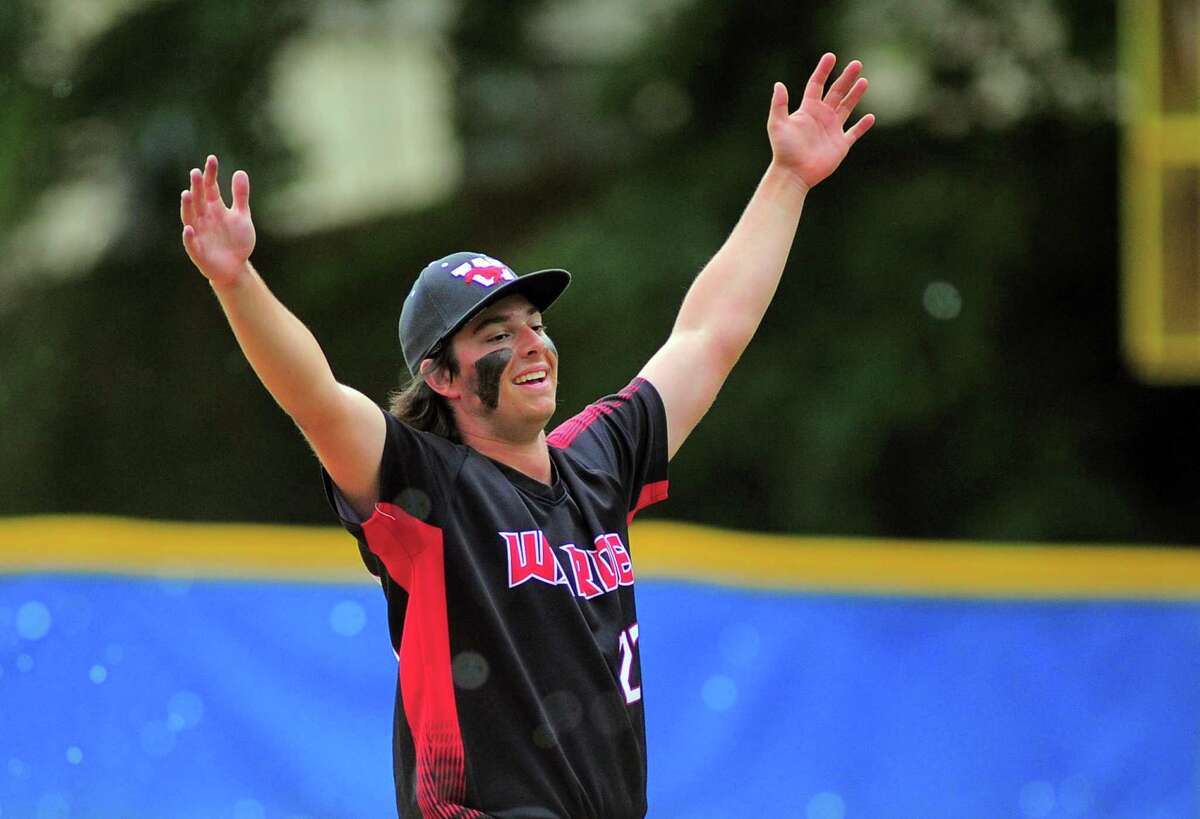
767, 53, 875, 192
180, 155, 256, 289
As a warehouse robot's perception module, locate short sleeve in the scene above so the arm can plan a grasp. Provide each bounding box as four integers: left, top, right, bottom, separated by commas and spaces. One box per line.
547, 377, 669, 520
321, 408, 461, 575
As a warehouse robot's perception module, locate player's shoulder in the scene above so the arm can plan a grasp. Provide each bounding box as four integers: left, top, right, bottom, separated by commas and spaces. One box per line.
548, 377, 663, 449
381, 410, 470, 475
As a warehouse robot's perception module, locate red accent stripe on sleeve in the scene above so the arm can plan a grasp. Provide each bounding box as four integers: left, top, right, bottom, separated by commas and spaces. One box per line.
362, 503, 484, 819
547, 380, 642, 449
627, 480, 669, 524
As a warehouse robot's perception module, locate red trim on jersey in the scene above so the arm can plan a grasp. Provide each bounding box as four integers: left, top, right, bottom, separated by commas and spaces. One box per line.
627, 479, 669, 524
547, 381, 642, 449
362, 503, 484, 819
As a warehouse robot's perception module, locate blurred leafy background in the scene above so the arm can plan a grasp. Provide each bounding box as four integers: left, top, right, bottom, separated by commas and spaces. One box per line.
1, 0, 1196, 544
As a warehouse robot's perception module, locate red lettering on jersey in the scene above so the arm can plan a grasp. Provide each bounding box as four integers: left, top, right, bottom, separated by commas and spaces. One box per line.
595, 533, 634, 586
560, 545, 604, 599
502, 530, 633, 598
589, 539, 619, 592
502, 530, 565, 588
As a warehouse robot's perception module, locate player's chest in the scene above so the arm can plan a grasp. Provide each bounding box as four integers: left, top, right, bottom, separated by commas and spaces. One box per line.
445, 468, 635, 604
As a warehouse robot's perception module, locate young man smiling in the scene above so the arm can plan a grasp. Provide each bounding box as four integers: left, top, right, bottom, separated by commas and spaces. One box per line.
181, 53, 872, 819
416, 286, 565, 481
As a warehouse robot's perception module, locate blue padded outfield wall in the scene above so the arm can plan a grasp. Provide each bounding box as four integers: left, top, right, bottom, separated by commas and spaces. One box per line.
2, 516, 1200, 818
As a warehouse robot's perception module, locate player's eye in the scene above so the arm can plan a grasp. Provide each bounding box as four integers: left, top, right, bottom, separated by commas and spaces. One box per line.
487, 332, 511, 344
532, 324, 546, 334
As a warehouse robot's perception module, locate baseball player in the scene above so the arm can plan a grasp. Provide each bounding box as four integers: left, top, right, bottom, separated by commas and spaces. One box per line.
180, 53, 871, 819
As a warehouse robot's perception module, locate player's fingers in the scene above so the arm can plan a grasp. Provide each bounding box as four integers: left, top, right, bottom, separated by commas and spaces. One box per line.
824, 60, 861, 109
181, 190, 195, 226
205, 155, 228, 207
845, 112, 876, 146
201, 156, 217, 200
231, 170, 251, 213
836, 78, 869, 123
188, 168, 205, 213
768, 81, 789, 123
182, 224, 200, 258
803, 52, 836, 102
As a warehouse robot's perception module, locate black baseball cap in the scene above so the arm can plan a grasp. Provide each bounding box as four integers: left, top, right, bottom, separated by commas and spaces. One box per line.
399, 251, 571, 376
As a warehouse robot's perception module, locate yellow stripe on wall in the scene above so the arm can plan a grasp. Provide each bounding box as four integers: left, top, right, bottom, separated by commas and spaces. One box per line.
631, 521, 1200, 601
0, 516, 363, 583
1, 515, 1199, 600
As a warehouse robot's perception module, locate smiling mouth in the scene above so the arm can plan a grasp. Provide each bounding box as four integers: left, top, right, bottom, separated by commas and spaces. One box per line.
513, 370, 548, 385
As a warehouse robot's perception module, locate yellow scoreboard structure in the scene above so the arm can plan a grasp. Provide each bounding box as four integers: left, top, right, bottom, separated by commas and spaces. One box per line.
1121, 0, 1200, 382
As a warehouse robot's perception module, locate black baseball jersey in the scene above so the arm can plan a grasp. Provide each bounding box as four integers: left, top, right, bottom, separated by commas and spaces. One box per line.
323, 378, 669, 818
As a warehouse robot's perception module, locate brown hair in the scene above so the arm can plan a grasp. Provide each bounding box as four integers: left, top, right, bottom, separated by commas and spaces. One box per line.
387, 342, 461, 442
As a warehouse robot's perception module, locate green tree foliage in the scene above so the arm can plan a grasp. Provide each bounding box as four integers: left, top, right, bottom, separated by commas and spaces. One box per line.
2, 0, 1197, 544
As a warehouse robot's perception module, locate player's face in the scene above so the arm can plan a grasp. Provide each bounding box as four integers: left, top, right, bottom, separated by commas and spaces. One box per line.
451, 293, 558, 434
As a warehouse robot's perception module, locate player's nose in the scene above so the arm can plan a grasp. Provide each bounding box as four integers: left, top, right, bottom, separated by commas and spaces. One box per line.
515, 325, 548, 357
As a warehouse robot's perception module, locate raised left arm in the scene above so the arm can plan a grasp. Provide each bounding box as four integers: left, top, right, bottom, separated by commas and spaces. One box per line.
639, 53, 874, 459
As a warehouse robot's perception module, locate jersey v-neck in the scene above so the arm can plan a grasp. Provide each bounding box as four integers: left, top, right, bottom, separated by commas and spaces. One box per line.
472, 449, 566, 504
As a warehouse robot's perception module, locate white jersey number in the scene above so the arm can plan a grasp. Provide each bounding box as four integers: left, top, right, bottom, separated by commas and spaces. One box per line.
617, 623, 641, 704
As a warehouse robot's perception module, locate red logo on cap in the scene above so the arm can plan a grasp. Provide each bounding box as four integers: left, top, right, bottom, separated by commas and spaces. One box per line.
449, 256, 517, 288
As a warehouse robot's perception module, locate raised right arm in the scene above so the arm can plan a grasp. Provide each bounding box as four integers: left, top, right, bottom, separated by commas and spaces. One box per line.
181, 155, 384, 520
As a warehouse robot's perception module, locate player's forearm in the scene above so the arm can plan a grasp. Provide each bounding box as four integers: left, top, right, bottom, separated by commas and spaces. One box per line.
670, 162, 808, 362
211, 262, 343, 426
